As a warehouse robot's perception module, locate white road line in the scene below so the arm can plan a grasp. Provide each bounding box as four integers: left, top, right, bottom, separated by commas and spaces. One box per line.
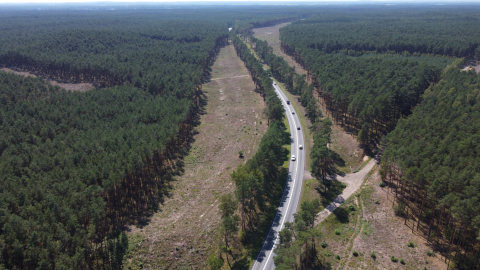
253, 82, 300, 270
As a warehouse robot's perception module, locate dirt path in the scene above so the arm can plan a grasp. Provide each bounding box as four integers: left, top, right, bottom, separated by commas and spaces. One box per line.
340, 199, 364, 270
461, 64, 480, 73
314, 159, 376, 226
0, 68, 94, 92
124, 44, 268, 269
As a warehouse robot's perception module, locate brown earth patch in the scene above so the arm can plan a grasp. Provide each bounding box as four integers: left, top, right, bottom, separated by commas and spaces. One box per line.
461, 64, 480, 73
1, 68, 94, 92
123, 44, 268, 269
316, 169, 447, 270
319, 95, 364, 174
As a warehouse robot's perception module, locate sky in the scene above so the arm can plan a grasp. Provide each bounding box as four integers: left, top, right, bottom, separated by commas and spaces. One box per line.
1, 0, 480, 3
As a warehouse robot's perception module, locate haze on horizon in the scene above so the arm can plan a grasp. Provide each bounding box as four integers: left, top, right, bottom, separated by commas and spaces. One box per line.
1, 0, 480, 4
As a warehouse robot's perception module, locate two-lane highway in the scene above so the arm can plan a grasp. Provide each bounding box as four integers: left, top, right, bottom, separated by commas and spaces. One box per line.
251, 80, 306, 270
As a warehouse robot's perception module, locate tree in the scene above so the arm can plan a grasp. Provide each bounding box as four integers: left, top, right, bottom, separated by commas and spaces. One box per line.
219, 193, 237, 219
207, 254, 224, 270
220, 216, 238, 268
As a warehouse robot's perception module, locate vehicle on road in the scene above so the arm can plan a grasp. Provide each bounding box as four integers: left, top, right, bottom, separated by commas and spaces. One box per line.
299, 145, 303, 149
291, 155, 296, 161
297, 126, 300, 130
286, 100, 290, 104
292, 111, 295, 114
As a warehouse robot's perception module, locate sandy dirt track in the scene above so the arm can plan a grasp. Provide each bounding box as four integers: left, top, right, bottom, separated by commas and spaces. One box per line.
314, 158, 376, 226
1, 68, 94, 92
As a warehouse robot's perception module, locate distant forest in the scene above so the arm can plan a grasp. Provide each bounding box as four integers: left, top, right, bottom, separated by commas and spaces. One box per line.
278, 6, 480, 269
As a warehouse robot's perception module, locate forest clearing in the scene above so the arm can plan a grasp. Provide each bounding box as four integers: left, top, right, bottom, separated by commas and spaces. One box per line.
122, 44, 268, 269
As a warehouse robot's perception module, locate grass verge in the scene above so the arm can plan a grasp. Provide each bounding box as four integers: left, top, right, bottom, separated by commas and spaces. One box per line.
272, 78, 313, 170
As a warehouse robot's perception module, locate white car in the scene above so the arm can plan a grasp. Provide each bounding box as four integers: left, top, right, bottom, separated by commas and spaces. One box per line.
291, 155, 296, 161
292, 111, 295, 114
299, 145, 303, 149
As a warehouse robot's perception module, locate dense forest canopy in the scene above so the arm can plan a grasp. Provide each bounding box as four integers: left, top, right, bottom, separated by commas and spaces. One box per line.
383, 68, 480, 236
281, 6, 480, 58
0, 72, 189, 269
278, 6, 479, 147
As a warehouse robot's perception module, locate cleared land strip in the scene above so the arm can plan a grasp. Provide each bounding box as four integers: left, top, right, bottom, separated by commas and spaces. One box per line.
210, 74, 249, 80
252, 23, 307, 75
124, 44, 268, 269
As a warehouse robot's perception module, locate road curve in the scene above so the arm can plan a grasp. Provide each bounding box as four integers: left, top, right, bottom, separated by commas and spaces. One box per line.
251, 81, 305, 270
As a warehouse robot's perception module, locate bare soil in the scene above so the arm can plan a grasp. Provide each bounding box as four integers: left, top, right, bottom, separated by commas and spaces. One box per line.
318, 96, 365, 174
461, 63, 480, 73
123, 44, 268, 269
0, 68, 94, 92
317, 168, 447, 270
314, 159, 376, 226
253, 23, 307, 75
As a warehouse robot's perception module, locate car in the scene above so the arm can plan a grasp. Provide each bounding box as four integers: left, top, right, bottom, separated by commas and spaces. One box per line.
299, 145, 303, 149
297, 126, 300, 130
291, 155, 296, 161
286, 100, 290, 105
292, 111, 295, 114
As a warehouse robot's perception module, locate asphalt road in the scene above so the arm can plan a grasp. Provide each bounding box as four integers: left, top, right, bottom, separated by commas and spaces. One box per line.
251, 81, 305, 270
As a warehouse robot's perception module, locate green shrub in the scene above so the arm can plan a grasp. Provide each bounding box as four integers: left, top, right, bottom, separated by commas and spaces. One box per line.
427, 251, 435, 257
334, 229, 341, 235
407, 241, 415, 248
335, 255, 340, 260
400, 258, 405, 265
207, 254, 223, 270
375, 200, 380, 204
353, 251, 359, 257
391, 256, 398, 262
348, 204, 355, 211
394, 202, 406, 216
321, 241, 328, 248
379, 182, 386, 187
370, 251, 376, 259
